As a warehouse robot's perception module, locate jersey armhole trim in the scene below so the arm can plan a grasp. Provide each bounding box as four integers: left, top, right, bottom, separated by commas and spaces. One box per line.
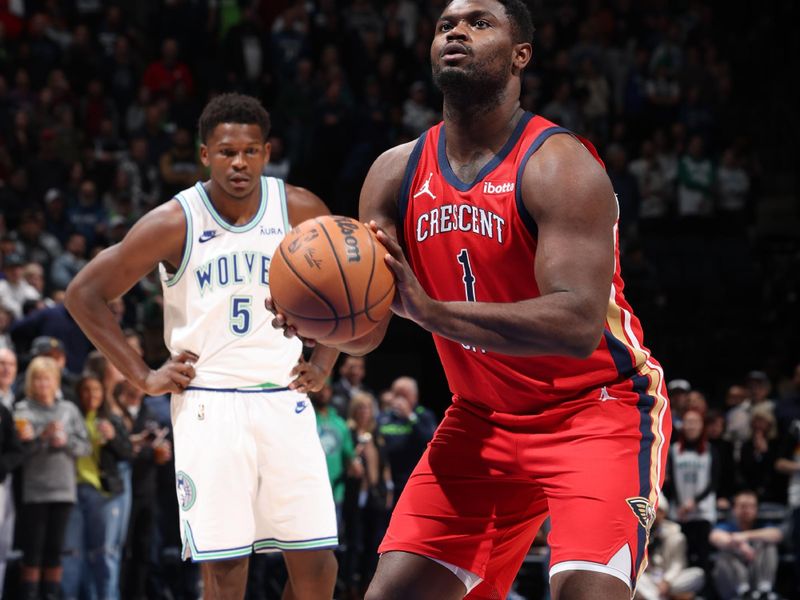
514, 126, 572, 239
164, 194, 192, 288
397, 132, 428, 249
277, 178, 290, 232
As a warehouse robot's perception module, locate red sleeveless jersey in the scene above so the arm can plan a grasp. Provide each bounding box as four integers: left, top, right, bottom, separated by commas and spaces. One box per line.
399, 112, 665, 417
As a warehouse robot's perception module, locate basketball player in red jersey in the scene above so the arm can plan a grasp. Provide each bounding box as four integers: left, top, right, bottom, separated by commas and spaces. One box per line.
270, 1, 671, 598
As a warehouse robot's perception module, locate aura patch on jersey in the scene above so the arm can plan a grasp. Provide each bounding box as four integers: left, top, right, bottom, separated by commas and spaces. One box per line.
194, 251, 271, 296
176, 471, 197, 511
626, 496, 656, 532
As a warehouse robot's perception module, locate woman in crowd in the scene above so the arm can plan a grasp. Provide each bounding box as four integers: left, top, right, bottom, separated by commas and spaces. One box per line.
342, 391, 393, 600
62, 374, 132, 600
665, 408, 719, 572
737, 404, 785, 504
14, 356, 90, 600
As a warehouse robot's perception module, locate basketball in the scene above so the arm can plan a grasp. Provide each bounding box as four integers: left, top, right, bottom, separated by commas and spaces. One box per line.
269, 215, 395, 344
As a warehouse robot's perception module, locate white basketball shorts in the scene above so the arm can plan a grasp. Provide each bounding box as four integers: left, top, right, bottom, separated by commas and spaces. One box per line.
170, 386, 338, 561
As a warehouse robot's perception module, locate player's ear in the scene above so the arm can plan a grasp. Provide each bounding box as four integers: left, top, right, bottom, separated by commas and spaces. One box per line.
199, 144, 210, 167
512, 42, 532, 73
263, 141, 271, 165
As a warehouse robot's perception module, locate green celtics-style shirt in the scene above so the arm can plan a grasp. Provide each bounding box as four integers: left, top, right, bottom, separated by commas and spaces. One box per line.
315, 408, 354, 504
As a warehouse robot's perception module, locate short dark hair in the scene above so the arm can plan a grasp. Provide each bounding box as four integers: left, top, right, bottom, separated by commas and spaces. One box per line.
498, 0, 534, 44
197, 93, 271, 143
445, 0, 534, 44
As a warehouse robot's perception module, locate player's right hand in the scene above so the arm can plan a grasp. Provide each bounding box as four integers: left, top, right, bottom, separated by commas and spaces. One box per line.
265, 295, 317, 347
143, 351, 198, 395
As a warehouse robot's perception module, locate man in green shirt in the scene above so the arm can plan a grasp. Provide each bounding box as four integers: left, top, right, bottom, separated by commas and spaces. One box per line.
312, 382, 356, 510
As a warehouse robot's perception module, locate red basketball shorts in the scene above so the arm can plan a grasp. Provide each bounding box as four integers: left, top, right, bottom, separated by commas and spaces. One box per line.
379, 385, 671, 600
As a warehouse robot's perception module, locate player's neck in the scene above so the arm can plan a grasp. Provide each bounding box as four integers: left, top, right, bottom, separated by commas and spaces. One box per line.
204, 180, 262, 226
442, 98, 524, 161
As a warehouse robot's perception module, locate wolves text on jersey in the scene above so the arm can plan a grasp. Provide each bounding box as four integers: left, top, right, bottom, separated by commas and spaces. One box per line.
194, 250, 270, 296
415, 203, 506, 244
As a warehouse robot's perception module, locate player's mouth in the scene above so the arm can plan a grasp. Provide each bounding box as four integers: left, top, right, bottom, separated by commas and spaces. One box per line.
441, 42, 469, 61
229, 175, 250, 188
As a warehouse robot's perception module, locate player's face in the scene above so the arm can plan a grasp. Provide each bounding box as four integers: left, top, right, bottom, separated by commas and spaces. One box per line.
200, 123, 270, 200
431, 0, 527, 95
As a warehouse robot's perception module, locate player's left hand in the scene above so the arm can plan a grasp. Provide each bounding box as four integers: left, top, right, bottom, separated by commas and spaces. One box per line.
289, 356, 327, 393
369, 221, 437, 327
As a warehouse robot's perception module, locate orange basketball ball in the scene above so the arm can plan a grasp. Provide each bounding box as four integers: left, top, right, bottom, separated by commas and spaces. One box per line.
269, 215, 395, 344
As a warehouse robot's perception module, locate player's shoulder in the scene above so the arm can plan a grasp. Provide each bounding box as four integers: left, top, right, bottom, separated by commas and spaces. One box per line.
369, 140, 420, 184
281, 181, 330, 227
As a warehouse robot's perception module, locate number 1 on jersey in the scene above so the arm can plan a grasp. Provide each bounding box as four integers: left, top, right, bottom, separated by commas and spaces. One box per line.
456, 249, 485, 353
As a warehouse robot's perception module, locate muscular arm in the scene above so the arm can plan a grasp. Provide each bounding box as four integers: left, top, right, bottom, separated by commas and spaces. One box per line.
65, 201, 193, 393
420, 136, 615, 356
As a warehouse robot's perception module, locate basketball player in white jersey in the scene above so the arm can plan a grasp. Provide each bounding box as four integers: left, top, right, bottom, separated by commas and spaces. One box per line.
65, 94, 339, 600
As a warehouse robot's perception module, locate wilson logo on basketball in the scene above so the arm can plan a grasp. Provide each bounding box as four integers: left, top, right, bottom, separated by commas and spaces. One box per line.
333, 217, 361, 263
483, 181, 515, 194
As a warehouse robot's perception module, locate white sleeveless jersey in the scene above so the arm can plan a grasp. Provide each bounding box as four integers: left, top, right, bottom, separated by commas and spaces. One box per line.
159, 177, 302, 389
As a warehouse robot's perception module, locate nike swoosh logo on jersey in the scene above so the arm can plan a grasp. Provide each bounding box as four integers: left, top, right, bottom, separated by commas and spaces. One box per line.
198, 230, 220, 243
295, 400, 308, 414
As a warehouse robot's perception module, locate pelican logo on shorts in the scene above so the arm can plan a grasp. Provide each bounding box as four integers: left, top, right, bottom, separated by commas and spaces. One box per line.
176, 471, 196, 511
626, 496, 656, 532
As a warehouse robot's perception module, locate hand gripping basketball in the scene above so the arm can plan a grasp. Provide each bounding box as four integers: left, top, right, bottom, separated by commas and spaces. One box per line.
268, 216, 395, 344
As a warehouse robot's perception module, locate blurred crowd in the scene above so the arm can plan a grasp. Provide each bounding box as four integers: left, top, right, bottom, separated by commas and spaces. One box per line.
0, 1, 798, 599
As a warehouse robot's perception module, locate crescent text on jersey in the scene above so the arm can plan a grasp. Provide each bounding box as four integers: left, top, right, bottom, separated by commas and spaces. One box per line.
194, 251, 271, 296
416, 203, 506, 244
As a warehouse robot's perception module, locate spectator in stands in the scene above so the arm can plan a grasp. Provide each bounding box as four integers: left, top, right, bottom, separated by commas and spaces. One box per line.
67, 179, 108, 249
717, 148, 751, 228
12, 336, 79, 404
728, 372, 776, 454
115, 379, 171, 600
775, 416, 800, 599
377, 376, 436, 505
0, 386, 23, 600
706, 408, 737, 509
142, 38, 193, 100
0, 306, 12, 351
635, 494, 705, 600
11, 301, 94, 377
737, 404, 785, 504
312, 381, 355, 526
629, 139, 671, 231
12, 208, 62, 272
677, 135, 714, 219
401, 81, 436, 138
665, 408, 718, 571
0, 348, 16, 409
14, 356, 89, 600
709, 490, 783, 600
775, 363, 800, 436
62, 374, 132, 600
0, 252, 41, 319
343, 391, 392, 599
158, 127, 203, 200
331, 354, 373, 418
50, 232, 88, 291
667, 378, 692, 432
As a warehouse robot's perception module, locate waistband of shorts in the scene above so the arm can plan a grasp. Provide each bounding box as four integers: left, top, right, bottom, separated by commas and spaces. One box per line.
184, 385, 291, 394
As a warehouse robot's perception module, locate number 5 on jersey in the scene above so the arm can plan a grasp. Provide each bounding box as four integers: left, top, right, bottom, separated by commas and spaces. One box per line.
230, 296, 252, 336
456, 249, 485, 354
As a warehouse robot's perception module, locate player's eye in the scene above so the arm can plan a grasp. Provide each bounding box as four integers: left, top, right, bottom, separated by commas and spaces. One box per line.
474, 19, 490, 28
439, 21, 453, 32
246, 148, 259, 155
